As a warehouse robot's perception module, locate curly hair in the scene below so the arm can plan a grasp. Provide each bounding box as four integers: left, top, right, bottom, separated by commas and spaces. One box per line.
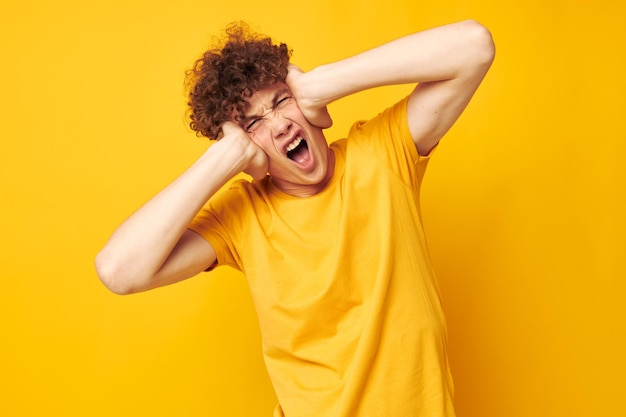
185, 22, 292, 139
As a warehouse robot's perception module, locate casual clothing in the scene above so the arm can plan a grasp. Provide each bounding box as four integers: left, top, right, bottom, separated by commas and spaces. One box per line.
189, 97, 455, 416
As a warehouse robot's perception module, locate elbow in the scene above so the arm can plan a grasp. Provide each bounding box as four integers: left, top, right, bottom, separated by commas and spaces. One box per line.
94, 250, 136, 295
463, 20, 496, 68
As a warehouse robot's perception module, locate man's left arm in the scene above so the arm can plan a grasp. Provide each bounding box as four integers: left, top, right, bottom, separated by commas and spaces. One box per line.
287, 20, 495, 155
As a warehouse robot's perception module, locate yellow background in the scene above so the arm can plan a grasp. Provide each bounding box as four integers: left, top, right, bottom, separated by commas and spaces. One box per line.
1, 0, 624, 416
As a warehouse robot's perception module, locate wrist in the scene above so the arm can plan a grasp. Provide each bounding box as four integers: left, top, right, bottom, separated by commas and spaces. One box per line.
204, 135, 249, 176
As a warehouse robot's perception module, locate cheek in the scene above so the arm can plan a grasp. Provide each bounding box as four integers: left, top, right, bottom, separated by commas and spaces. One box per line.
248, 131, 267, 148
308, 128, 326, 148
250, 133, 278, 156
288, 108, 309, 125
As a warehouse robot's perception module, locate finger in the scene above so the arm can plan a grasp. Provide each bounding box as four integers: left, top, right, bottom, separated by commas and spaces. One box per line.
302, 106, 333, 129
218, 121, 246, 140
287, 63, 303, 74
220, 121, 241, 137
285, 64, 304, 91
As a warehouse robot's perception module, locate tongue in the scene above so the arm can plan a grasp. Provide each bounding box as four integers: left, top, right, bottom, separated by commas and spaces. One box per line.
288, 141, 310, 165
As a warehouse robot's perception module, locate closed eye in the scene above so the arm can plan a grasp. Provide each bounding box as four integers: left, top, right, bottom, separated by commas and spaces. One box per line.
245, 119, 260, 131
244, 90, 292, 132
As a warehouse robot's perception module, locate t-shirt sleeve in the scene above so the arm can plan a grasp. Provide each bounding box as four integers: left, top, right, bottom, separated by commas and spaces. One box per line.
188, 181, 247, 272
347, 96, 434, 190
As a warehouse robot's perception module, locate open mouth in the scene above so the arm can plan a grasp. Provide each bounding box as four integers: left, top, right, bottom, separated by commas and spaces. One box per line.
286, 137, 310, 164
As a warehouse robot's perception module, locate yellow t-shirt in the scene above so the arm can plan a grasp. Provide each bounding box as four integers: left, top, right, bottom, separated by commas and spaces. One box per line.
190, 97, 455, 417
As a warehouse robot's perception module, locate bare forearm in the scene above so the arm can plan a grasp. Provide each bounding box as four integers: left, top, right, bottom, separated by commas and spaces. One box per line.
95, 137, 250, 293
295, 20, 494, 107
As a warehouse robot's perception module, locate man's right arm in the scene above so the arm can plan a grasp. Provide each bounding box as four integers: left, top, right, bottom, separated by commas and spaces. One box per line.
95, 122, 267, 295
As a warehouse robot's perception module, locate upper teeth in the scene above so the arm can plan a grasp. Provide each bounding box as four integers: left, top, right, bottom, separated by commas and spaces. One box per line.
286, 137, 303, 153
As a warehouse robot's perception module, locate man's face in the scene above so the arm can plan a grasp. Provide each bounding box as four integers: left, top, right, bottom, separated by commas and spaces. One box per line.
239, 82, 334, 197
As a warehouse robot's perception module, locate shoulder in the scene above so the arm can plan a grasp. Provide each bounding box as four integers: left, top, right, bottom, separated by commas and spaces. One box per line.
190, 177, 270, 244
343, 98, 433, 186
218, 177, 273, 206
346, 97, 420, 160
347, 97, 411, 144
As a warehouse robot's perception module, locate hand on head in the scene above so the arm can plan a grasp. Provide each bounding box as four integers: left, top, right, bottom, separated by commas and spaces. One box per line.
220, 121, 269, 180
286, 64, 333, 129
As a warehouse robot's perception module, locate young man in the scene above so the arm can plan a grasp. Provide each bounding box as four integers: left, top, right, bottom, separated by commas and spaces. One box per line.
96, 20, 495, 417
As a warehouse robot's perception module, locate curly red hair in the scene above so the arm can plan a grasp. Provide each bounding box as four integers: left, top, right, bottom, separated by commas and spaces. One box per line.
186, 22, 292, 139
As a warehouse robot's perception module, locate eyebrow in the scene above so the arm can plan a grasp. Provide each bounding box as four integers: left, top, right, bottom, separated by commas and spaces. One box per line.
242, 87, 291, 123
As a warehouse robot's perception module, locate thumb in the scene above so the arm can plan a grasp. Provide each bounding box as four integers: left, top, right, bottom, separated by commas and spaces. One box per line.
220, 120, 243, 139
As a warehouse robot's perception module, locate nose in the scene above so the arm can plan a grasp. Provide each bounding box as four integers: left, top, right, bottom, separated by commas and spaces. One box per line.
269, 112, 291, 138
